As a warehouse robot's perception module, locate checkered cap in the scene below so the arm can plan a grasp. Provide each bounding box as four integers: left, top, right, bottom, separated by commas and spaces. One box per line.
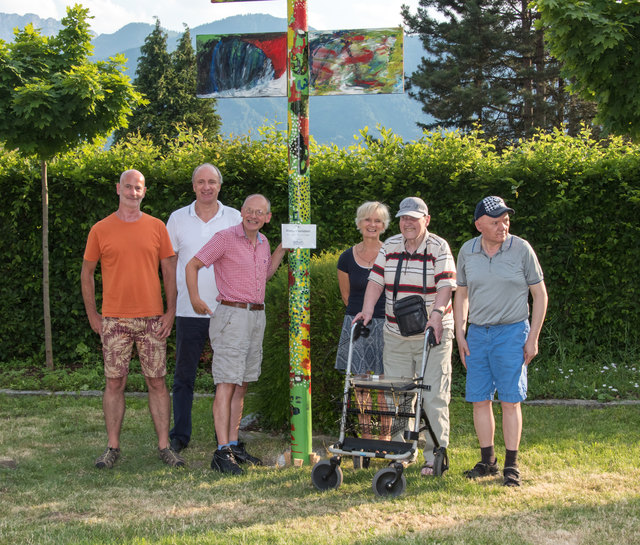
474, 196, 515, 220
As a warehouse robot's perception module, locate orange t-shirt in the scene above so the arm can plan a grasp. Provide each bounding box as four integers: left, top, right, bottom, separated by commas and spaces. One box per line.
83, 213, 175, 318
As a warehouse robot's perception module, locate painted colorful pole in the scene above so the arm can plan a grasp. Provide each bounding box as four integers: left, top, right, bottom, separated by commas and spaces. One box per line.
286, 0, 312, 465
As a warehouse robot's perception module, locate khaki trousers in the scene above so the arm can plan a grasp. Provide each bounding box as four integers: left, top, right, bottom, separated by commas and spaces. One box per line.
383, 328, 453, 464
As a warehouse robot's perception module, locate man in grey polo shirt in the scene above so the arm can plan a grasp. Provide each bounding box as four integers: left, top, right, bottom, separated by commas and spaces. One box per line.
166, 163, 241, 453
454, 196, 548, 487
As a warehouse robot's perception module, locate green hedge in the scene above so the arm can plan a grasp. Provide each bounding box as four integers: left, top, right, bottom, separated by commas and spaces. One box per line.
255, 250, 469, 433
1, 125, 639, 428
256, 251, 346, 433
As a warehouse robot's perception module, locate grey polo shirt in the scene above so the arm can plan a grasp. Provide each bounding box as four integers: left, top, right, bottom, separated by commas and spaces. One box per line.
456, 234, 543, 326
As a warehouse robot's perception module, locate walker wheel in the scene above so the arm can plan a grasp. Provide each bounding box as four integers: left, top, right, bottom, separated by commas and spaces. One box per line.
372, 465, 406, 497
311, 460, 343, 491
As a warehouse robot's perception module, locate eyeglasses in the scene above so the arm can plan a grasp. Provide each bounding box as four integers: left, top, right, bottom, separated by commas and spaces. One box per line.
244, 208, 267, 217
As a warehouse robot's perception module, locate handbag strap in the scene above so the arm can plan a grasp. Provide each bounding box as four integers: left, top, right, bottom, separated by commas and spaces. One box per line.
392, 244, 428, 303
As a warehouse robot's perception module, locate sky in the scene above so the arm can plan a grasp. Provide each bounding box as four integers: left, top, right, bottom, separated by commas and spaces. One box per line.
0, 0, 423, 35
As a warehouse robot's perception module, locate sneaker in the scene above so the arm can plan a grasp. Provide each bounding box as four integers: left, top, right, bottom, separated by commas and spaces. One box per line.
158, 447, 185, 468
464, 459, 499, 479
170, 437, 186, 453
503, 466, 521, 487
95, 447, 120, 469
230, 442, 263, 466
211, 446, 244, 475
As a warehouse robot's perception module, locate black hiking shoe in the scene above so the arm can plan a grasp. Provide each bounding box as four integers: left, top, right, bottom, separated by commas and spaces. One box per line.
95, 447, 120, 469
170, 437, 187, 453
464, 459, 499, 479
211, 446, 244, 475
230, 442, 262, 466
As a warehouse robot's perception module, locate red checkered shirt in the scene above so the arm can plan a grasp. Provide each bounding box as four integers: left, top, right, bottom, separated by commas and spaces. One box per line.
195, 223, 272, 304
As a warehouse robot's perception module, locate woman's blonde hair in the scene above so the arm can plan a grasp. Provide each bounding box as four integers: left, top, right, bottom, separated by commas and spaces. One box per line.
355, 201, 390, 232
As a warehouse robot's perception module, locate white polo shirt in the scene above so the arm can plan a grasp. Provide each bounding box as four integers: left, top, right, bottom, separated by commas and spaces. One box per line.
167, 200, 242, 318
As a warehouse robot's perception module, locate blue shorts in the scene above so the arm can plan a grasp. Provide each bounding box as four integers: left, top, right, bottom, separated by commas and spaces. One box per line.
465, 321, 530, 403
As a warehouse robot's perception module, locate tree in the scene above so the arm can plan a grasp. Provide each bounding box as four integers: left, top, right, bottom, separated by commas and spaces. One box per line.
0, 5, 143, 369
534, 0, 640, 140
168, 26, 221, 139
116, 20, 220, 146
401, 0, 597, 143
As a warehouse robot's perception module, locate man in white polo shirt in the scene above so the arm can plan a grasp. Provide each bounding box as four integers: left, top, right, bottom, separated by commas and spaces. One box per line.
167, 163, 241, 453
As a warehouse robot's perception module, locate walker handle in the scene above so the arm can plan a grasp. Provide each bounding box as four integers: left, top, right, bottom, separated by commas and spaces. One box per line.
353, 319, 370, 341
426, 326, 437, 347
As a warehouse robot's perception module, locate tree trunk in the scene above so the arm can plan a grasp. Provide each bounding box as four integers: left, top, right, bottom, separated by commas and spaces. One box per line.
521, 0, 534, 134
41, 159, 53, 369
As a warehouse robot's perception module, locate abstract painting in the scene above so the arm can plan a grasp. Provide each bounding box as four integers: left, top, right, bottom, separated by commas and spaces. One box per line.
196, 28, 403, 98
309, 28, 403, 95
196, 33, 287, 97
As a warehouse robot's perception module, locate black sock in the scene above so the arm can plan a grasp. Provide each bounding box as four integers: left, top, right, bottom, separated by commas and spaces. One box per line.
480, 445, 496, 465
505, 449, 518, 468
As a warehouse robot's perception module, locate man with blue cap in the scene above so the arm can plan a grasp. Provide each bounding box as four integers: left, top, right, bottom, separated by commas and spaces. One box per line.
454, 196, 548, 487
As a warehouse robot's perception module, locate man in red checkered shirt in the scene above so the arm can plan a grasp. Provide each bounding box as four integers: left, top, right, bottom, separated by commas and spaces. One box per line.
185, 194, 286, 475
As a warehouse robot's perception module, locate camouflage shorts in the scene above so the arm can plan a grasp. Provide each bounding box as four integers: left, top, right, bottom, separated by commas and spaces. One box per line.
101, 317, 167, 378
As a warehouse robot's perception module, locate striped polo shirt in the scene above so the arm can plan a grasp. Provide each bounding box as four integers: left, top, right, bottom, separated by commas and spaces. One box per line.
369, 232, 457, 336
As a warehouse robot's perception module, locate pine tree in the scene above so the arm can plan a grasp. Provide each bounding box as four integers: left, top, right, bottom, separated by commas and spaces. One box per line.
115, 20, 220, 146
402, 0, 596, 143
168, 26, 220, 140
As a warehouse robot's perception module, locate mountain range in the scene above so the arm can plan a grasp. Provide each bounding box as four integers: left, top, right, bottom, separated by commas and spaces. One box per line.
0, 12, 432, 146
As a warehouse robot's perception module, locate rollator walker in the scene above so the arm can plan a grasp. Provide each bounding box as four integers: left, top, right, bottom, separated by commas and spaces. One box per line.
311, 320, 448, 497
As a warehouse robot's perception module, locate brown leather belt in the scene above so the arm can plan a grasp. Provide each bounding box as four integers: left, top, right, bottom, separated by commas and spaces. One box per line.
220, 300, 264, 311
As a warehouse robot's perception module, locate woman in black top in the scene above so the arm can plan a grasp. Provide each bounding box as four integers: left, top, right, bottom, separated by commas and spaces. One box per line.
335, 202, 390, 440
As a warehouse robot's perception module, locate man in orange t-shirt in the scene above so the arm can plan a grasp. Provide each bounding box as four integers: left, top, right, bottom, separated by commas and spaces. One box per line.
81, 169, 184, 469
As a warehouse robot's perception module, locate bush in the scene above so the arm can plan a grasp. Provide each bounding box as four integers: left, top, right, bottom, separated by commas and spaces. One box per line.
2, 125, 639, 430
255, 250, 346, 433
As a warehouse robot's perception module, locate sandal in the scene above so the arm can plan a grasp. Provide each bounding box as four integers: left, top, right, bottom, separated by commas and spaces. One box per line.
503, 466, 521, 487
464, 459, 499, 479
420, 463, 434, 476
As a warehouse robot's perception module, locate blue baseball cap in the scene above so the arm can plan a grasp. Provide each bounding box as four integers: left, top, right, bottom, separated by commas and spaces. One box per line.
474, 196, 515, 221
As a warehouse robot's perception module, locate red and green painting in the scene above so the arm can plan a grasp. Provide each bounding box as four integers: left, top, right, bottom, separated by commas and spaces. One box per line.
196, 28, 403, 98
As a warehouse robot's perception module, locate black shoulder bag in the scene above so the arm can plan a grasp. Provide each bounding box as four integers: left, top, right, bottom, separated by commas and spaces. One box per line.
391, 249, 428, 337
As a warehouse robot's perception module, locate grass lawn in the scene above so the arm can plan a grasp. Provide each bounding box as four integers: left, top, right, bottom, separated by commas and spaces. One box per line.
1, 394, 639, 545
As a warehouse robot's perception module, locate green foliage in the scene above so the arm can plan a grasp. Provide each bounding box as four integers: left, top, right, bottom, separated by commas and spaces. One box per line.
256, 251, 346, 433
0, 5, 143, 159
402, 0, 598, 143
1, 126, 639, 429
0, 5, 145, 368
535, 0, 640, 140
115, 20, 220, 147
